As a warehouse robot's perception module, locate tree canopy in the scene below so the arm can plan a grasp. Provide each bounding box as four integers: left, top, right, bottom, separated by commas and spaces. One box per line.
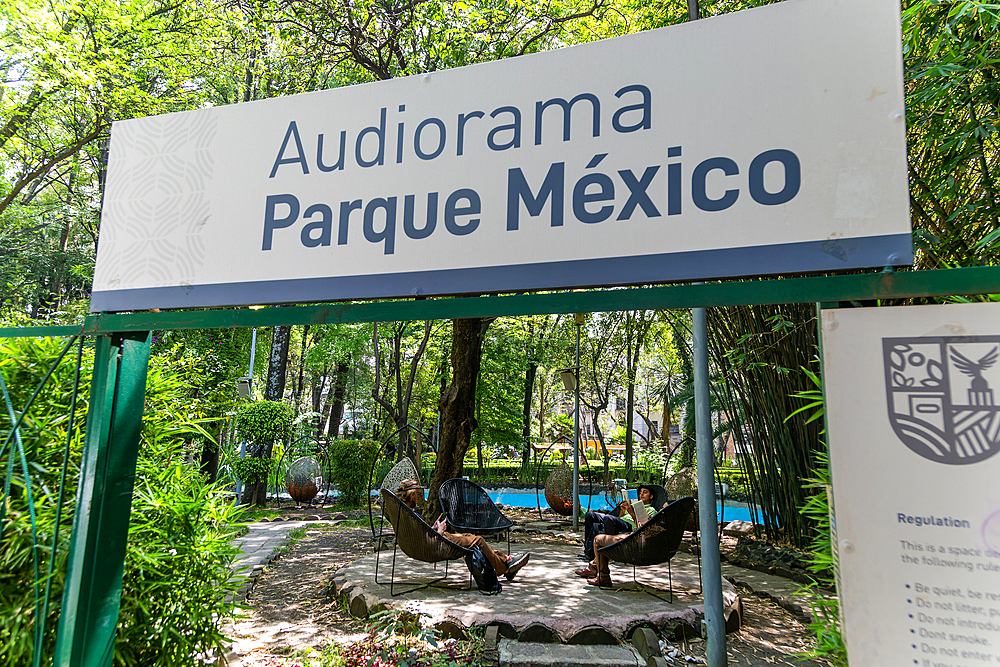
3, 0, 998, 542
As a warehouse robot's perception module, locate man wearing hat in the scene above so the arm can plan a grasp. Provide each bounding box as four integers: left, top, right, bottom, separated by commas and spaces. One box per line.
395, 479, 530, 581
575, 484, 668, 586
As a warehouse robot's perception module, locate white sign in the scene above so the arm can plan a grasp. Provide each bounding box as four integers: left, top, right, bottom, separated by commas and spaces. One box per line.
824, 303, 1000, 667
92, 0, 911, 311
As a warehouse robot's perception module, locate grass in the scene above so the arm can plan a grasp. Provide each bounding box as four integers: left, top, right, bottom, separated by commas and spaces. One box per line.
285, 526, 308, 543
276, 526, 309, 556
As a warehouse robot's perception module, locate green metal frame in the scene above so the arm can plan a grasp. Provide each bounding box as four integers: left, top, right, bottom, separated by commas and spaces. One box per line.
2, 266, 999, 339
1, 265, 998, 666
53, 332, 151, 667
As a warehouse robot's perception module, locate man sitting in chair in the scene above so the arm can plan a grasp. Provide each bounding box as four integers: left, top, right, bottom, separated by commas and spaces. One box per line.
577, 484, 666, 577
395, 479, 530, 581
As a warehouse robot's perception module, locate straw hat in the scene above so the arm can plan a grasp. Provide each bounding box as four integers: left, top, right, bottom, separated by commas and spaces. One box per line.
395, 479, 424, 495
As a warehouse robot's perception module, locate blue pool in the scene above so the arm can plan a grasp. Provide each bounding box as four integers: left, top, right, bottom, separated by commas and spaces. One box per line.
485, 490, 760, 524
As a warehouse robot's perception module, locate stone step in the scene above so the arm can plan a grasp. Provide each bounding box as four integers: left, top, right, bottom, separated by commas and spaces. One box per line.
498, 640, 645, 667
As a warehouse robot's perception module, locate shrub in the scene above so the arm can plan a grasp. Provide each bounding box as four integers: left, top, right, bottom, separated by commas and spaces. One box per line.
0, 336, 92, 664
635, 446, 668, 482
232, 455, 274, 485
281, 608, 486, 666
0, 336, 242, 666
327, 439, 379, 506
799, 451, 846, 666
788, 369, 845, 666
115, 440, 243, 666
234, 401, 293, 455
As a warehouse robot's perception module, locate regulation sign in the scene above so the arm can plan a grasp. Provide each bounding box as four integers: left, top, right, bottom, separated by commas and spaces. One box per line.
824, 303, 1000, 666
91, 0, 911, 311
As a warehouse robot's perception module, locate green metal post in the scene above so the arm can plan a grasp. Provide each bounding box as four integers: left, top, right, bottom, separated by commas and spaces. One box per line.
54, 332, 151, 667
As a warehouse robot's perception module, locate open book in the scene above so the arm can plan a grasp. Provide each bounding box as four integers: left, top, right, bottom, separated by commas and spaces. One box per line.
631, 499, 649, 525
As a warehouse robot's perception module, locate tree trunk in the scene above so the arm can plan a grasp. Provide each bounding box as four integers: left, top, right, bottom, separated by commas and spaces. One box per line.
426, 318, 488, 521
243, 436, 278, 507
200, 421, 224, 484
476, 393, 483, 472
414, 427, 423, 475
372, 321, 431, 460
293, 325, 309, 408
248, 481, 269, 506
661, 388, 671, 450
312, 363, 328, 438
591, 408, 611, 486
264, 325, 292, 402
538, 379, 547, 441
625, 376, 636, 482
520, 361, 538, 476
326, 360, 350, 440
623, 311, 649, 483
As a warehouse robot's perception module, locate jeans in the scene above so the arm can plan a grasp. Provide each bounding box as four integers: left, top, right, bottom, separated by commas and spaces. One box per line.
583, 510, 631, 559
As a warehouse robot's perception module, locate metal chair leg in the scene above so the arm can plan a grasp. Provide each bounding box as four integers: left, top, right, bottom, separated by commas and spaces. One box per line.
382, 549, 461, 598
668, 559, 674, 604
628, 561, 678, 604
390, 542, 398, 595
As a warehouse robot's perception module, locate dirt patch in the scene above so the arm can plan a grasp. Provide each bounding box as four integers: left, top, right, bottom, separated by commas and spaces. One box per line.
673, 588, 831, 666
230, 525, 371, 665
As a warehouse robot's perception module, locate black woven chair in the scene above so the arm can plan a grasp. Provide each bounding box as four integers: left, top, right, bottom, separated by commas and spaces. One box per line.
438, 478, 514, 553
596, 496, 695, 602
375, 489, 473, 596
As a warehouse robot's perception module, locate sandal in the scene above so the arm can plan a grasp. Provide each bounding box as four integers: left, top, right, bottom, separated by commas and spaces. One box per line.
587, 573, 613, 588
575, 568, 597, 578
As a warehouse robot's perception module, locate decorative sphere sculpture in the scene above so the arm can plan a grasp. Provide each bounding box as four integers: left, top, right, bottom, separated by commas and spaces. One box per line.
285, 456, 323, 503
544, 464, 575, 516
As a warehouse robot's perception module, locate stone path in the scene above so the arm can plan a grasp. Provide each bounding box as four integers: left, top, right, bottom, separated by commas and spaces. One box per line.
498, 640, 646, 667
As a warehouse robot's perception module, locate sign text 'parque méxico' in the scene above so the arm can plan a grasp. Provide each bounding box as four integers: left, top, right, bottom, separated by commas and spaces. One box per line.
91, 0, 911, 311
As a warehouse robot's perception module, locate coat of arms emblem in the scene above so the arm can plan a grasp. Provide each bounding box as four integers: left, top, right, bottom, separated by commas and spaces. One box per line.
883, 336, 1000, 464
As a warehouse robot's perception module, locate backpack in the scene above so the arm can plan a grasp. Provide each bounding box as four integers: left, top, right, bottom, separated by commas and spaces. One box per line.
465, 546, 502, 595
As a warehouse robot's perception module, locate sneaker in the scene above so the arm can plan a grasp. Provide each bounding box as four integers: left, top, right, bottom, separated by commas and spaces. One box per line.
504, 553, 530, 581
577, 552, 592, 561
